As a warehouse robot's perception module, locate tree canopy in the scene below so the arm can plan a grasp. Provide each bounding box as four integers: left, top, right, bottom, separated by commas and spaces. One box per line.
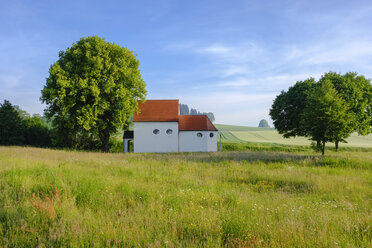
269, 78, 315, 138
0, 100, 25, 145
270, 72, 372, 155
41, 36, 147, 152
301, 80, 354, 155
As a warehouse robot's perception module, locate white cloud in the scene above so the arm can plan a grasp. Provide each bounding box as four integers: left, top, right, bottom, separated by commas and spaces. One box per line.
163, 41, 197, 51
194, 42, 266, 65
221, 65, 249, 77
301, 40, 372, 66
196, 44, 232, 56
216, 77, 253, 87
191, 72, 322, 91
0, 73, 23, 89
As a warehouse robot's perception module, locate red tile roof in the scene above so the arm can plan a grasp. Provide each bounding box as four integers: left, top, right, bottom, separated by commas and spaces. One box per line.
133, 100, 179, 122
179, 115, 218, 131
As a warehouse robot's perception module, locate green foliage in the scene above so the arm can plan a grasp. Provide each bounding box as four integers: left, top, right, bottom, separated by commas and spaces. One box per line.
49, 121, 102, 150
0, 147, 371, 247
41, 35, 147, 152
0, 100, 25, 145
0, 100, 52, 148
270, 78, 316, 138
302, 79, 354, 155
258, 119, 270, 128
109, 139, 133, 153
222, 142, 309, 152
23, 115, 52, 147
13, 105, 31, 119
320, 72, 372, 136
270, 72, 372, 155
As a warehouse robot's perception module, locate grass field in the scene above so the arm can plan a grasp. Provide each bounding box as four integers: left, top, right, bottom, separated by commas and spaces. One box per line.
214, 124, 372, 148
1, 146, 371, 247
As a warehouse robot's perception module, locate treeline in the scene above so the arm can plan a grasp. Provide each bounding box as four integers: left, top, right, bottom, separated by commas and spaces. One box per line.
270, 72, 372, 155
179, 103, 215, 122
0, 100, 115, 150
0, 100, 51, 147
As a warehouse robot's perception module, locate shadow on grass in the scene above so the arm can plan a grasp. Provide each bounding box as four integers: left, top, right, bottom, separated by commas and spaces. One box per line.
230, 176, 315, 193
136, 151, 371, 169
138, 151, 316, 164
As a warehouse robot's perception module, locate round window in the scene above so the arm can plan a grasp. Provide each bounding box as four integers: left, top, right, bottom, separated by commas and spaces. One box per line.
197, 132, 203, 138
153, 129, 160, 135
209, 133, 214, 138
166, 129, 173, 135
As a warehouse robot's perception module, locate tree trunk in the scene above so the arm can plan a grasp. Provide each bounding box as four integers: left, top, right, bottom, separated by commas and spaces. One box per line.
99, 129, 110, 153
316, 140, 321, 151
335, 141, 339, 152
322, 140, 326, 156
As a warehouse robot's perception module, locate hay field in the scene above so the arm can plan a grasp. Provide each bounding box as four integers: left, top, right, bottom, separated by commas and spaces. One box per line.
0, 146, 371, 247
215, 124, 372, 147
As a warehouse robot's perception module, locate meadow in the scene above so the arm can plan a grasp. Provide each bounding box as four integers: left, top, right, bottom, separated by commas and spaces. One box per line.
0, 146, 371, 247
215, 124, 372, 148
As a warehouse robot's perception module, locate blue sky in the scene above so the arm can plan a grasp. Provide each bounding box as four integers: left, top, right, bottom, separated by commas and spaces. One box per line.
1, 0, 372, 126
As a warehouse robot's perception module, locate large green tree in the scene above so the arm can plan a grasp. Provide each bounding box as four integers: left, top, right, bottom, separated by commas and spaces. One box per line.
41, 36, 147, 152
270, 72, 371, 154
301, 80, 354, 155
269, 78, 315, 138
318, 72, 372, 150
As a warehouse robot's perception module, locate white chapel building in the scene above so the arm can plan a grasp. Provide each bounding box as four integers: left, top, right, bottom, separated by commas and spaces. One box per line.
125, 99, 218, 153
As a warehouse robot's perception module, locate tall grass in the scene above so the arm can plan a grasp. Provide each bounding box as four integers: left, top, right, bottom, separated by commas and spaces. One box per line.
0, 147, 371, 247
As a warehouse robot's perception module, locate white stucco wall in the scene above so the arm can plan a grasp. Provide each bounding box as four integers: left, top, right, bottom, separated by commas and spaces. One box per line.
134, 122, 179, 153
207, 131, 218, 152
179, 131, 217, 152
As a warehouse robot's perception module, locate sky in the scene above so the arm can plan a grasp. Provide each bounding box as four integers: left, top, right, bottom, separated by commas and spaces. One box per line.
1, 0, 372, 126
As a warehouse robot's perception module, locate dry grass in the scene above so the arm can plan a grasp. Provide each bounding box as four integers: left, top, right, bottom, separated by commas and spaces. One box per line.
0, 146, 371, 247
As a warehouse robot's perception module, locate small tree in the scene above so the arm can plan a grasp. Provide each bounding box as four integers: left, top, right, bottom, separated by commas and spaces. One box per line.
301, 80, 353, 155
258, 119, 270, 128
41, 36, 147, 152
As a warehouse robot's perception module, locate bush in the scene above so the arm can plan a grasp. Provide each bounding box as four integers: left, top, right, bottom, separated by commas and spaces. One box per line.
23, 115, 52, 147
110, 139, 133, 153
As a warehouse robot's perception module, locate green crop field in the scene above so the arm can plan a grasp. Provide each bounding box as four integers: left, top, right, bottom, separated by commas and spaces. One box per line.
0, 146, 371, 247
215, 124, 273, 132
214, 124, 372, 148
